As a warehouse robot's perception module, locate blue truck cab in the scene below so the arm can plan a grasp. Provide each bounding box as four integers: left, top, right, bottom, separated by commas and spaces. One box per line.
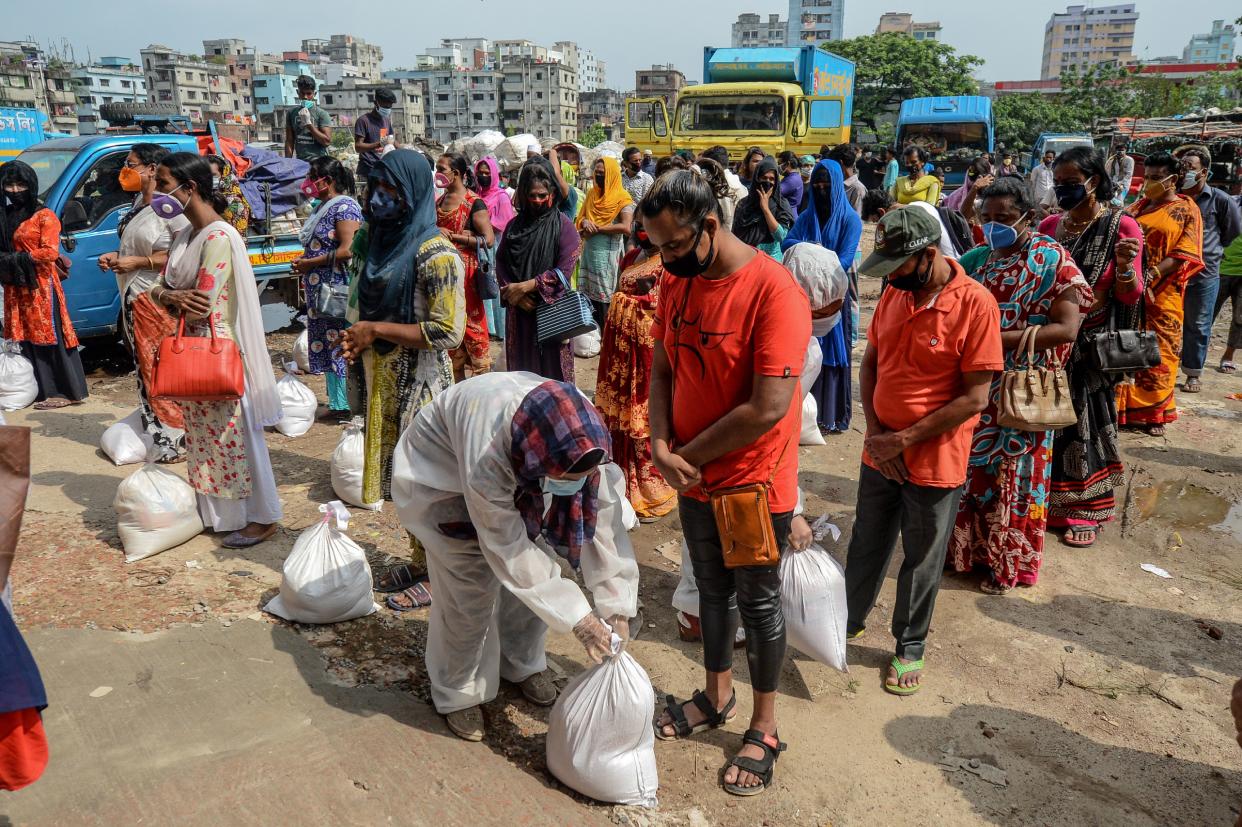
895, 96, 994, 191
14, 132, 303, 339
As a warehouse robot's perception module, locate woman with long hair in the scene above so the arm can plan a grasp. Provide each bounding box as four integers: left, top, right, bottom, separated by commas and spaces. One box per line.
594, 214, 676, 521
97, 143, 189, 458
1115, 151, 1204, 435
1041, 147, 1145, 548
0, 160, 88, 410
949, 178, 1091, 592
495, 157, 581, 382
577, 156, 634, 327
148, 153, 282, 548
782, 158, 862, 433
291, 156, 362, 419
341, 149, 466, 609
436, 151, 495, 381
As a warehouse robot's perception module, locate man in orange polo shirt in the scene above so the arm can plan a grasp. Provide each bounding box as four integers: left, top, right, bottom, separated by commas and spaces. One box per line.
844, 208, 1002, 696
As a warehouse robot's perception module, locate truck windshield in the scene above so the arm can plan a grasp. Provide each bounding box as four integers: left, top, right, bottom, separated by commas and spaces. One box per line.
15, 148, 79, 199
676, 95, 784, 133
898, 123, 989, 163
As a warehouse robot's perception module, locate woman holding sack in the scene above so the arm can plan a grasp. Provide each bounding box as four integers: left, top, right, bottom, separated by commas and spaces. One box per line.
148, 153, 283, 549
97, 143, 191, 460
949, 178, 1091, 593
577, 156, 635, 327
1040, 147, 1145, 549
290, 157, 362, 420
495, 157, 581, 383
340, 149, 465, 609
436, 151, 494, 381
0, 161, 88, 410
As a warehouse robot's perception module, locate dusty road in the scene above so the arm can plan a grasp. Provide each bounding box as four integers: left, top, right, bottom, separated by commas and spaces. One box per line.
3, 268, 1242, 826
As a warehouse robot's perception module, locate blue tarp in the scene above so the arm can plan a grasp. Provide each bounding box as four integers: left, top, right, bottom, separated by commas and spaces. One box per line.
238, 145, 308, 222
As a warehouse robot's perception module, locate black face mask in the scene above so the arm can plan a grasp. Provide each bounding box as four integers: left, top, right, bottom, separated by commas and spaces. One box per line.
1054, 182, 1092, 211
477, 174, 492, 190
887, 254, 933, 292
594, 173, 605, 188
663, 224, 715, 279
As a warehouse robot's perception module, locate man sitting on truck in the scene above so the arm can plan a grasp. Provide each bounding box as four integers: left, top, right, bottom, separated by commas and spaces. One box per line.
285, 75, 332, 162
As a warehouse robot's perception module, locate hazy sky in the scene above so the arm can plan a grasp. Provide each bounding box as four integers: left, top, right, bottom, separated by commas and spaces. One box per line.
8, 0, 1239, 88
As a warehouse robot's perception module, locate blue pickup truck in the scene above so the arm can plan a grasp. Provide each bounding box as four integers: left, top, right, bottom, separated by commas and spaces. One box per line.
13, 131, 304, 339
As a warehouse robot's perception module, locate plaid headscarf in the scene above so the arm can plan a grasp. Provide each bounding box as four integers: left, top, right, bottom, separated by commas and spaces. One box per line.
509, 381, 612, 568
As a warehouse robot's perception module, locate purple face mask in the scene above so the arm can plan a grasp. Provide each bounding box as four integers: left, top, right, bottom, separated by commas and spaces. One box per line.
152, 184, 186, 220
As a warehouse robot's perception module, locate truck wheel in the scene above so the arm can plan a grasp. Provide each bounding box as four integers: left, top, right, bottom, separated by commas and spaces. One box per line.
98, 102, 180, 126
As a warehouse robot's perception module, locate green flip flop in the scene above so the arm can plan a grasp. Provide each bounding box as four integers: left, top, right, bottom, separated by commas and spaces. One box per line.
884, 656, 924, 696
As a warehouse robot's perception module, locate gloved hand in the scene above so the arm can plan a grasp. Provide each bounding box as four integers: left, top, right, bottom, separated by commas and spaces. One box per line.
606, 614, 630, 647
573, 613, 613, 664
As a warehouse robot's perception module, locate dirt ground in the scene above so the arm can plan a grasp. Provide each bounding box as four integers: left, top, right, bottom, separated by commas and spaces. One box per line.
3, 251, 1242, 825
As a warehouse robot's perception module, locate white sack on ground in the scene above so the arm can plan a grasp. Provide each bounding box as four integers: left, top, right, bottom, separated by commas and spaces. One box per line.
780, 542, 848, 672
546, 642, 658, 807
101, 409, 154, 466
331, 417, 382, 511
263, 501, 378, 624
0, 342, 37, 411
292, 329, 310, 374
275, 361, 316, 437
114, 462, 204, 563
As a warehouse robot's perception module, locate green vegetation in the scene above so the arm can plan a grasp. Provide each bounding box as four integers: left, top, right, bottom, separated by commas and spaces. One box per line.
579, 122, 606, 148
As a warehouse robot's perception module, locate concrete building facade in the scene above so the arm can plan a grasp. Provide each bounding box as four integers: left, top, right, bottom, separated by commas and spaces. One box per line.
302, 35, 383, 82
634, 64, 685, 109
788, 0, 845, 46
1041, 3, 1138, 80
319, 77, 425, 141
1183, 20, 1236, 64
0, 40, 79, 134
71, 57, 146, 133
875, 12, 942, 41
501, 58, 577, 142
142, 44, 242, 123
425, 68, 503, 144
733, 13, 789, 48
578, 88, 625, 140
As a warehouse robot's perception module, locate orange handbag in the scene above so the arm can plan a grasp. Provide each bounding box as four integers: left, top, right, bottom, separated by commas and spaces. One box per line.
150, 315, 245, 402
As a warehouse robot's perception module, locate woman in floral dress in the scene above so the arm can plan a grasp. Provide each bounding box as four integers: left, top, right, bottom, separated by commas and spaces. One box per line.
291, 157, 362, 418
436, 151, 494, 381
149, 153, 282, 549
949, 178, 1091, 593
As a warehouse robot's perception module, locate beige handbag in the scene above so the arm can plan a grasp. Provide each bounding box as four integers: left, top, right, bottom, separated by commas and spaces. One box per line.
996, 325, 1077, 432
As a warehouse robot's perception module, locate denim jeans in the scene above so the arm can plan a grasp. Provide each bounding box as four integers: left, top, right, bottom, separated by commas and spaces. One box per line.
1181, 273, 1221, 378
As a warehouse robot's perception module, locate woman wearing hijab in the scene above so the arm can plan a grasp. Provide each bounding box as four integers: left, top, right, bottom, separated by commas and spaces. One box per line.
732, 157, 796, 262
206, 155, 250, 235
97, 143, 190, 459
391, 373, 638, 741
577, 156, 635, 326
340, 149, 466, 607
149, 153, 282, 548
496, 157, 581, 383
475, 155, 515, 343
783, 158, 863, 433
0, 161, 88, 410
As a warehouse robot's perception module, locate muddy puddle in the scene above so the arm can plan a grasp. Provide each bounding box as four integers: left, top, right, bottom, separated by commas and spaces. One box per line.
1134, 480, 1242, 541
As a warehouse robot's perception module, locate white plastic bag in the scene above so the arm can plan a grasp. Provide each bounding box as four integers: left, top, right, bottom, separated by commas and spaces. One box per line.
0, 341, 37, 411
292, 329, 310, 374
331, 417, 382, 511
546, 643, 659, 807
572, 328, 601, 358
101, 409, 154, 466
780, 542, 848, 672
114, 462, 204, 563
275, 361, 316, 437
263, 501, 378, 624
800, 395, 825, 446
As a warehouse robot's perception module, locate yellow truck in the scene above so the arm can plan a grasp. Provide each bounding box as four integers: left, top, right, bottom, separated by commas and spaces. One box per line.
625, 45, 854, 161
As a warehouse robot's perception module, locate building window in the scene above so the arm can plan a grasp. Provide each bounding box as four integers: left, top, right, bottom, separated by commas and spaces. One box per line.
324, 94, 334, 104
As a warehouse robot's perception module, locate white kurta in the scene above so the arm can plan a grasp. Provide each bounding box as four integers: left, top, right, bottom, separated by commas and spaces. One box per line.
392, 371, 640, 713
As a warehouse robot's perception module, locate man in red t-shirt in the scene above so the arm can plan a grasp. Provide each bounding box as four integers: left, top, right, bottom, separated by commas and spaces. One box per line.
844, 207, 1002, 696
645, 171, 809, 797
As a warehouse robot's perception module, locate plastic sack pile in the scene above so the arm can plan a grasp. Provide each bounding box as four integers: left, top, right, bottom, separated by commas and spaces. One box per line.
114, 461, 204, 563
263, 501, 378, 624
101, 410, 154, 466
780, 541, 848, 672
0, 342, 37, 411
276, 361, 316, 437
331, 417, 382, 511
546, 637, 658, 808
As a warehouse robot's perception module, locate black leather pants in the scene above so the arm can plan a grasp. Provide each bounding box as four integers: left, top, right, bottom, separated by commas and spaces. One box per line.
679, 495, 793, 693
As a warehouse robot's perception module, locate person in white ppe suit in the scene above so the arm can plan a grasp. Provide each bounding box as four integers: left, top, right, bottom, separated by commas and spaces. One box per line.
671, 243, 849, 642
392, 372, 640, 742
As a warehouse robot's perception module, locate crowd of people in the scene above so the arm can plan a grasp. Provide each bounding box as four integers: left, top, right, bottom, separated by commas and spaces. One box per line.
3, 82, 1242, 798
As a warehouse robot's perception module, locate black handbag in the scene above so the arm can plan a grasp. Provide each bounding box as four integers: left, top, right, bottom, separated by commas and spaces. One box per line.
1085, 304, 1160, 374
475, 237, 499, 301
535, 268, 596, 344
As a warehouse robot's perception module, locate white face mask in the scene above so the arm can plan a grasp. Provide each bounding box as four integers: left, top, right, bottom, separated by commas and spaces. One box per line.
811, 314, 839, 338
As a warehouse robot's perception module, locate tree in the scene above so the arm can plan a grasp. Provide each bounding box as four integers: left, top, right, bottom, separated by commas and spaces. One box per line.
992, 94, 1081, 154
828, 33, 984, 133
331, 129, 352, 150
579, 122, 606, 147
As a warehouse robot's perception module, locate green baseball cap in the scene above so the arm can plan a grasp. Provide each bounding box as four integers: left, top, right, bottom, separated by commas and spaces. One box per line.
859, 207, 942, 278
